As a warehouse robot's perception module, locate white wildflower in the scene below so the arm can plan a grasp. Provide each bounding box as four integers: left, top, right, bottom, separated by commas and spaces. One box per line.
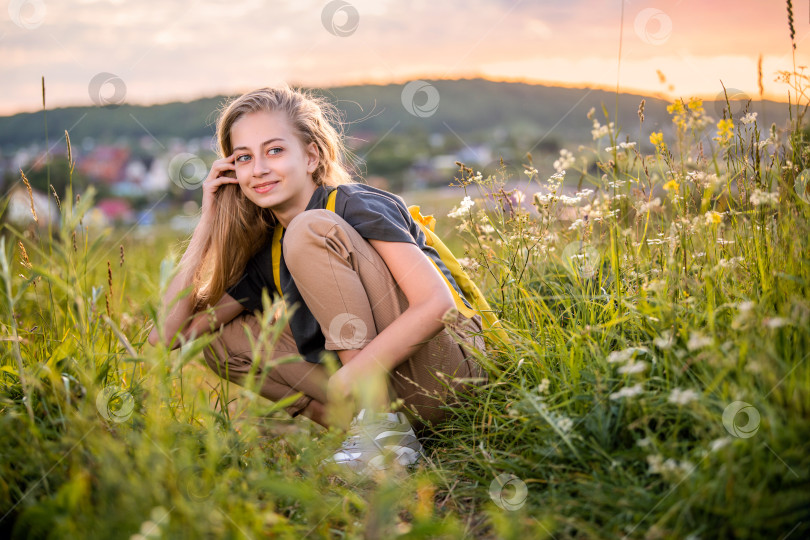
537, 378, 550, 394
533, 192, 553, 206
447, 196, 475, 219
456, 257, 480, 272
647, 454, 695, 476
643, 279, 665, 293
609, 383, 644, 400
559, 194, 582, 206
647, 454, 664, 474
606, 141, 637, 152
607, 346, 649, 364
553, 149, 576, 173
763, 317, 790, 329
618, 360, 648, 374
557, 416, 574, 433
568, 218, 586, 231
709, 437, 731, 452
653, 331, 673, 350
740, 112, 758, 125
591, 120, 613, 140
637, 197, 662, 213
636, 437, 652, 448
750, 189, 778, 206
687, 332, 713, 351
736, 300, 755, 313
716, 257, 744, 270
668, 387, 699, 405
524, 167, 538, 177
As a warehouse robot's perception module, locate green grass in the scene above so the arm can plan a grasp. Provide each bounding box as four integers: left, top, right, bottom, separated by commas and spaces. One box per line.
2, 88, 810, 539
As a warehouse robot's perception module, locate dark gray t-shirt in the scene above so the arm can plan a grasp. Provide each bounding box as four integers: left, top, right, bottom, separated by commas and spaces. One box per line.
225, 183, 472, 363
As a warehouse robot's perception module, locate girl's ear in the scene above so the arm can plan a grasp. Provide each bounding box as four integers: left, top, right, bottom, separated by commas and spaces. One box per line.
306, 142, 319, 174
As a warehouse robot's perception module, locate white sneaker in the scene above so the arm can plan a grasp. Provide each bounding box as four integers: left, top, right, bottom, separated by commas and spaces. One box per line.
325, 409, 424, 474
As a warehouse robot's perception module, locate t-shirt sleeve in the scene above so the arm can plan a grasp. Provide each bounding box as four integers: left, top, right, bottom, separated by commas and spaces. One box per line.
341, 191, 418, 245
224, 257, 264, 313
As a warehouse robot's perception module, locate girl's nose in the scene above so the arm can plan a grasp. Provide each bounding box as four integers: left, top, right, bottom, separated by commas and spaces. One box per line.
253, 154, 270, 176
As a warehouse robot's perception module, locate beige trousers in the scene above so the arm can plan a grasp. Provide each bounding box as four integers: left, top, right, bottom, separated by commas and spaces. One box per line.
202, 209, 487, 430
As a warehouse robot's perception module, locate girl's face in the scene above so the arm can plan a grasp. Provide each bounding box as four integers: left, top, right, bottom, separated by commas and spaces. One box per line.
230, 109, 319, 213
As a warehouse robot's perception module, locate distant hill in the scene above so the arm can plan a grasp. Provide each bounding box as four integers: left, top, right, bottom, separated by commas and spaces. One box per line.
0, 78, 786, 154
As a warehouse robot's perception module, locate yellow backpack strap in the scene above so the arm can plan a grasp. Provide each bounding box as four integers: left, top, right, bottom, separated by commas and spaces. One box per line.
271, 188, 338, 298
271, 224, 283, 297
408, 205, 510, 348
326, 187, 338, 212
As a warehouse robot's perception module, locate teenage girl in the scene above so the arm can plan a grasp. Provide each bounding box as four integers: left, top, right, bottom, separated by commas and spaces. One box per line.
148, 85, 487, 472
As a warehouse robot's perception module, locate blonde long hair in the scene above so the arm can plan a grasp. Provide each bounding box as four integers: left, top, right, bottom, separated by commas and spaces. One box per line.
190, 84, 357, 311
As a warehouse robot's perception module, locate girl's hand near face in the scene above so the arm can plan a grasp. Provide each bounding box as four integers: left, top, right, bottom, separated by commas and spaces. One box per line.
147, 153, 242, 349
200, 154, 240, 219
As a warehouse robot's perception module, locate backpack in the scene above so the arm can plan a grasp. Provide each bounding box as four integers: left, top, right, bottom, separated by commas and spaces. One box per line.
271, 188, 510, 348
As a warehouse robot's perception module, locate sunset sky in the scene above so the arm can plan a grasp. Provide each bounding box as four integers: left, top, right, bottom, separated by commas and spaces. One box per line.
1, 0, 806, 115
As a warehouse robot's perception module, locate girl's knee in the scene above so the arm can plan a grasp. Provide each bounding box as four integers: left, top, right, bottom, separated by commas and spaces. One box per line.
284, 209, 341, 246
283, 210, 351, 269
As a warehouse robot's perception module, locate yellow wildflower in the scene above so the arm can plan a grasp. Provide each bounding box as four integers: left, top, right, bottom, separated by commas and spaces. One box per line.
704, 210, 723, 225
715, 118, 734, 144
687, 98, 703, 112
649, 132, 664, 146
667, 100, 685, 116
663, 179, 679, 192
667, 99, 688, 130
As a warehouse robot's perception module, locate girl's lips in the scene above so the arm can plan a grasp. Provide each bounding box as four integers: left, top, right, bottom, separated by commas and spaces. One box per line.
254, 181, 278, 194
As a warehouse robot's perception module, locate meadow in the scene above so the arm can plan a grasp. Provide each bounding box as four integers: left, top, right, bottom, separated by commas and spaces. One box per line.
2, 66, 810, 540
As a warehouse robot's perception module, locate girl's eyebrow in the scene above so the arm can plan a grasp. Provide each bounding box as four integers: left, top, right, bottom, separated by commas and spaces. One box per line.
232, 137, 286, 152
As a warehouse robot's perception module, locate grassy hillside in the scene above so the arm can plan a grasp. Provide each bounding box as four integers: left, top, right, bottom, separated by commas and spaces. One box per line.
0, 78, 784, 152
1, 84, 808, 539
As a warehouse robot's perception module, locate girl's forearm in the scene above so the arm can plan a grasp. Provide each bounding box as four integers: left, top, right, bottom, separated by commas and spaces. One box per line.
343, 298, 452, 375
148, 215, 213, 346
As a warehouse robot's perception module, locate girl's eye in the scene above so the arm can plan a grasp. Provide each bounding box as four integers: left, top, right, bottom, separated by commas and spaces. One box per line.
268, 147, 282, 156
235, 154, 250, 163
